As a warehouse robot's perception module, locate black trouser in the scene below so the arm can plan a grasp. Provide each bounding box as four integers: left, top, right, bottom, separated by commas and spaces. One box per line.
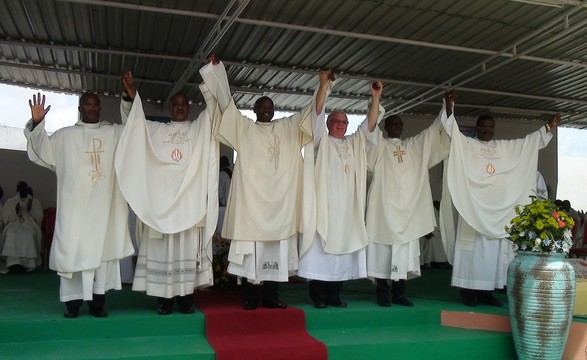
65, 299, 83, 313
376, 279, 406, 298
88, 294, 105, 310
66, 293, 105, 312
461, 288, 493, 299
309, 280, 343, 303
157, 296, 174, 309
176, 294, 194, 309
243, 280, 280, 304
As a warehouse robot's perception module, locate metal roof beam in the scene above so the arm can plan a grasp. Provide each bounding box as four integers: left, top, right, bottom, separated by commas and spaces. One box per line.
0, 62, 581, 121
54, 0, 587, 70
388, 2, 587, 115
3, 44, 587, 107
162, 0, 249, 105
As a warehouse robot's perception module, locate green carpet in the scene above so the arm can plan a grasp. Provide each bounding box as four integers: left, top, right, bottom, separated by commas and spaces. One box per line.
0, 271, 214, 360
1, 268, 583, 359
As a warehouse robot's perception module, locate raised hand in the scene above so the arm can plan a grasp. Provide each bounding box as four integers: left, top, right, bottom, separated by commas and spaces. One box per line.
445, 90, 456, 108
371, 81, 383, 98
319, 69, 334, 87
315, 70, 334, 115
121, 71, 137, 100
29, 92, 51, 123
548, 112, 561, 129
207, 53, 220, 65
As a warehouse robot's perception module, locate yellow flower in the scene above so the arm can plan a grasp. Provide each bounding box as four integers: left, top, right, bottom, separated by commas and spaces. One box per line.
535, 220, 544, 230
507, 195, 575, 254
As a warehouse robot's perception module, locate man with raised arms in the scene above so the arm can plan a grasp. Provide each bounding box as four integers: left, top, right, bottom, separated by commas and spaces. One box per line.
298, 81, 384, 308
25, 92, 133, 318
365, 107, 449, 307
116, 71, 219, 315
201, 57, 332, 309
441, 91, 560, 306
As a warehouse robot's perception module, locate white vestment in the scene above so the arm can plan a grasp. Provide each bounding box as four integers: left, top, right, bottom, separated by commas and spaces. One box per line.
419, 208, 448, 266
200, 61, 320, 284
216, 168, 231, 237
366, 109, 449, 280
440, 108, 552, 290
116, 90, 219, 297
0, 195, 44, 272
25, 119, 134, 301
298, 105, 382, 281
536, 171, 548, 198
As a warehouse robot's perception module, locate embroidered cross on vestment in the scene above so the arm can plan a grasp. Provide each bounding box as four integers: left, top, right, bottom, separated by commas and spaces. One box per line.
394, 145, 406, 163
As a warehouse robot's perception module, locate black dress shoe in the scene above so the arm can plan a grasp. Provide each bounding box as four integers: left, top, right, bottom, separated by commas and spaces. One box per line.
460, 289, 478, 307
89, 307, 108, 317
392, 296, 414, 307
314, 301, 327, 309
179, 304, 195, 314
462, 298, 477, 307
326, 299, 347, 308
262, 300, 287, 309
157, 304, 173, 315
461, 295, 478, 307
477, 291, 503, 307
243, 300, 257, 310
64, 309, 79, 318
377, 297, 391, 307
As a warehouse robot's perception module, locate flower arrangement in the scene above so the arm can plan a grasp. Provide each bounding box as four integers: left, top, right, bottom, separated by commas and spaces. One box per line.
506, 195, 574, 253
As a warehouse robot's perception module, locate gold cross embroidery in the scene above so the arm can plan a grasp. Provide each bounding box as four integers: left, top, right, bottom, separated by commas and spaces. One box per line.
393, 145, 406, 163
86, 138, 105, 185
336, 143, 351, 174
267, 134, 280, 171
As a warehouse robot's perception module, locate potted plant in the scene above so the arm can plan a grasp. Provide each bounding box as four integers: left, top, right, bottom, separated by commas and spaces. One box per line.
505, 195, 576, 360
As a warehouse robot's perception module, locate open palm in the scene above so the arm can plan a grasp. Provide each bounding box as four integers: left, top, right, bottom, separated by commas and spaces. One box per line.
29, 92, 51, 123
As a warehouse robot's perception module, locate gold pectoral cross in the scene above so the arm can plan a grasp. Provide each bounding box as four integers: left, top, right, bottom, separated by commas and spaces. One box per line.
393, 145, 406, 163
86, 138, 105, 185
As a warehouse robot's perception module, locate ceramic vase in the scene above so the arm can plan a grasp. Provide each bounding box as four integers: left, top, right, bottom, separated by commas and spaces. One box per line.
507, 251, 575, 360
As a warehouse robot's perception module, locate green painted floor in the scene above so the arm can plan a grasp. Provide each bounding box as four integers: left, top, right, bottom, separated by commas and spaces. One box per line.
0, 268, 583, 359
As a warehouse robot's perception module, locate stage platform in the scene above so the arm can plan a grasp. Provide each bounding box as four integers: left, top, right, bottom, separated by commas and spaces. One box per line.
1, 268, 585, 359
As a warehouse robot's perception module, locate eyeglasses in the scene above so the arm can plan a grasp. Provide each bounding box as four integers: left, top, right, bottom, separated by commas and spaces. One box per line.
329, 120, 349, 125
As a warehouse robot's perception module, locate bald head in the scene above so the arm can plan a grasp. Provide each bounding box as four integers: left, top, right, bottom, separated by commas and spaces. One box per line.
78, 93, 101, 123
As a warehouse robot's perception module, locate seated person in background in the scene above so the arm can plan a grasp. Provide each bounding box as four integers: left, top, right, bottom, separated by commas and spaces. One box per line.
1, 181, 44, 274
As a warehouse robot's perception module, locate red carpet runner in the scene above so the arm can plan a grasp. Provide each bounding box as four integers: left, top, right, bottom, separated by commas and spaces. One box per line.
195, 291, 328, 360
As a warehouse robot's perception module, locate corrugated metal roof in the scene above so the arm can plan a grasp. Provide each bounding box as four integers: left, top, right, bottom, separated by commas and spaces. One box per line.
1, 0, 586, 127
